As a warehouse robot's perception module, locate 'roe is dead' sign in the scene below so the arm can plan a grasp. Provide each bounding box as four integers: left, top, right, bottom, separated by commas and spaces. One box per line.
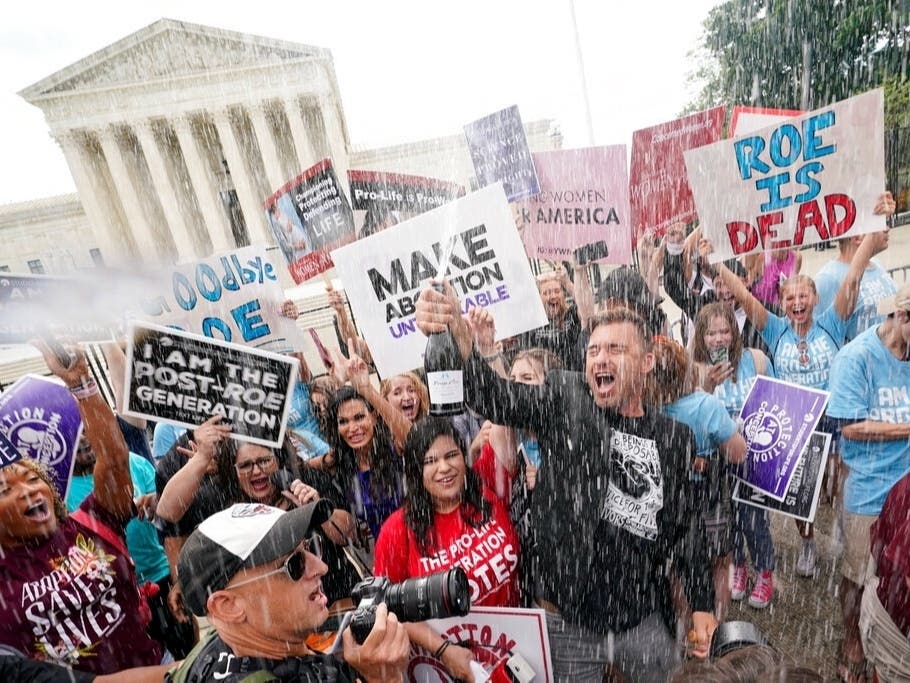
123, 322, 296, 447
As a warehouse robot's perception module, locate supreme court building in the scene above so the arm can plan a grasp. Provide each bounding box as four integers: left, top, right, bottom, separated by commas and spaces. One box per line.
2, 19, 561, 276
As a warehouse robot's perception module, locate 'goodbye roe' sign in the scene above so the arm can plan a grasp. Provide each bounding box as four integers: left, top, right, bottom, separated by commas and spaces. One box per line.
132, 246, 303, 354
123, 322, 296, 448
685, 89, 886, 262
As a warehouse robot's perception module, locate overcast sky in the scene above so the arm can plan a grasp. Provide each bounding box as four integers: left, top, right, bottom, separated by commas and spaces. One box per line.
0, 0, 722, 205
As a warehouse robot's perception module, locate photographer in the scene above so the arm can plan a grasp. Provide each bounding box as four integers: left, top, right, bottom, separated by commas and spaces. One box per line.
166, 501, 409, 682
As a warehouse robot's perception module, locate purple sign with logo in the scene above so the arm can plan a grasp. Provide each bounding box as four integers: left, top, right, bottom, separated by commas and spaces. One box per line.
737, 376, 829, 501
464, 105, 540, 201
0, 375, 82, 498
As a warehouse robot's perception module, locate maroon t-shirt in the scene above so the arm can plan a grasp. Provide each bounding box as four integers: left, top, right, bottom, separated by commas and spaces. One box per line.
0, 494, 161, 673
870, 470, 910, 637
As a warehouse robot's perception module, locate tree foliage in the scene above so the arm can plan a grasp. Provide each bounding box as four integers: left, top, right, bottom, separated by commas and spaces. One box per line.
687, 0, 910, 112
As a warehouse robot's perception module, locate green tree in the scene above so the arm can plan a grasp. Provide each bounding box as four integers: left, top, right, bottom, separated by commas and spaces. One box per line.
687, 0, 909, 111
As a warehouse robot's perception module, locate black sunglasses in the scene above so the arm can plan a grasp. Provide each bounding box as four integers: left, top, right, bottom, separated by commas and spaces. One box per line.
227, 535, 322, 589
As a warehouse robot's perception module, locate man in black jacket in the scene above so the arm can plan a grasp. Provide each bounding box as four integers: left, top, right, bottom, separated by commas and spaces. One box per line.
416, 285, 716, 681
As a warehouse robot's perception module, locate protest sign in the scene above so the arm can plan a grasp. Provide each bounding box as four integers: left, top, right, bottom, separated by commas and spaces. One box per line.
730, 105, 802, 137
131, 246, 304, 354
516, 146, 632, 264
685, 89, 886, 261
407, 607, 553, 683
733, 431, 831, 523
464, 105, 540, 202
629, 106, 726, 241
123, 322, 296, 448
737, 377, 829, 501
331, 183, 547, 377
348, 169, 464, 237
0, 274, 116, 344
264, 158, 355, 283
0, 375, 82, 498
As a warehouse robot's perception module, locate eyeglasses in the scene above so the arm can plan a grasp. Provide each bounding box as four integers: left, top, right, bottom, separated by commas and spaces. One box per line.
226, 535, 323, 590
235, 454, 277, 475
422, 449, 463, 468
797, 340, 810, 367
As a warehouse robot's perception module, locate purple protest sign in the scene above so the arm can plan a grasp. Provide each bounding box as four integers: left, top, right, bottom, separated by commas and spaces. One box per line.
464, 105, 540, 201
737, 376, 829, 501
0, 375, 82, 498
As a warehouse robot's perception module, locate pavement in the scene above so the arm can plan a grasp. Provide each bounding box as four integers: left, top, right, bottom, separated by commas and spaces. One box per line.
658, 226, 910, 680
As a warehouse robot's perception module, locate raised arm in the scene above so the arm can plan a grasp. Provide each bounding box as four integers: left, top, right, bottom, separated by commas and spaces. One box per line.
156, 416, 231, 523
35, 338, 134, 519
99, 339, 146, 431
571, 262, 596, 327
833, 230, 889, 321
328, 287, 374, 365
345, 346, 412, 452
714, 257, 768, 331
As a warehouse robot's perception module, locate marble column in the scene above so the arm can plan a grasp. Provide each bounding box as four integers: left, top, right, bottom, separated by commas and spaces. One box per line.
95, 125, 162, 262
211, 108, 271, 245
283, 96, 317, 174
133, 119, 196, 262
54, 130, 127, 264
171, 115, 234, 253
317, 95, 350, 196
247, 102, 286, 193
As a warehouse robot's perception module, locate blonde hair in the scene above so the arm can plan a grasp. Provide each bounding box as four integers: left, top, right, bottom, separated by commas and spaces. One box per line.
380, 372, 429, 420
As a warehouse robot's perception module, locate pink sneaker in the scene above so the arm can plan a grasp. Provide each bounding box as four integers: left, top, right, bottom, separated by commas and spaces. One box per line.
731, 564, 748, 601
748, 571, 774, 609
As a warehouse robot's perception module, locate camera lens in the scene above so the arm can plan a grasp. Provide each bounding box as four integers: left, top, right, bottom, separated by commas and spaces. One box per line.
385, 567, 471, 622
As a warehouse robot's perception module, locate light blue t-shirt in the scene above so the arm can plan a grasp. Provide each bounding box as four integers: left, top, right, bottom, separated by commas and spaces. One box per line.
815, 259, 896, 341
152, 422, 186, 459
713, 348, 776, 418
664, 391, 738, 457
66, 453, 171, 584
827, 326, 910, 515
287, 381, 330, 459
760, 306, 847, 390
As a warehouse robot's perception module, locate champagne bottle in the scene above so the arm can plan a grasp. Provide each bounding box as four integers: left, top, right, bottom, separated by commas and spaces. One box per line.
424, 283, 464, 416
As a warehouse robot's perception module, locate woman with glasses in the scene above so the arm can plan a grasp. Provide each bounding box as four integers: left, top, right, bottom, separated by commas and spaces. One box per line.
373, 417, 520, 681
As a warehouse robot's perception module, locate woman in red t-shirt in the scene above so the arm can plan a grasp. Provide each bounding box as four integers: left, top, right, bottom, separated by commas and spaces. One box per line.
374, 417, 520, 682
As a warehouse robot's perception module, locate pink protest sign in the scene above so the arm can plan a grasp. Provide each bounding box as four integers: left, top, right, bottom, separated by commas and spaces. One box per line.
516, 146, 632, 265
629, 106, 726, 243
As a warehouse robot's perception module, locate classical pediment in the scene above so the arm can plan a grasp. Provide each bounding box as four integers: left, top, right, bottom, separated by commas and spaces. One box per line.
20, 19, 327, 100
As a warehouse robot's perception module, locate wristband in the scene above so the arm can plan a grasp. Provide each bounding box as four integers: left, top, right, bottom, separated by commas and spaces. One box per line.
69, 378, 99, 401
433, 639, 451, 659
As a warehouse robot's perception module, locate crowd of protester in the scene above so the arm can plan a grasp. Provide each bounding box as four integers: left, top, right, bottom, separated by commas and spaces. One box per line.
0, 191, 908, 682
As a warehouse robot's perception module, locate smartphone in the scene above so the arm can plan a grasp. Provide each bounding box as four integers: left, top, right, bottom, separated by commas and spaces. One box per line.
574, 240, 609, 265
709, 347, 729, 365
308, 328, 333, 370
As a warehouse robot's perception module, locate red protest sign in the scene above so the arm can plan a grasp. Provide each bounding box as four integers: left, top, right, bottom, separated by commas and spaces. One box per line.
629, 106, 726, 243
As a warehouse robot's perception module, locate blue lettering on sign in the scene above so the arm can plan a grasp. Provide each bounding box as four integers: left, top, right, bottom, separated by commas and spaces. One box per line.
202, 317, 232, 340
232, 299, 269, 342
733, 111, 837, 210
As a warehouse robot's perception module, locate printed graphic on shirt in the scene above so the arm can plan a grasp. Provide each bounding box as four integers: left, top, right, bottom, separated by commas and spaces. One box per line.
21, 535, 123, 665
870, 385, 910, 423
775, 335, 837, 388
417, 519, 518, 604
602, 430, 663, 540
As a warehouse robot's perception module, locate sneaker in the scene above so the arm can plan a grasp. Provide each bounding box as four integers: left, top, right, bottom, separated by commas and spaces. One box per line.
748, 571, 774, 608
797, 539, 817, 577
731, 564, 748, 601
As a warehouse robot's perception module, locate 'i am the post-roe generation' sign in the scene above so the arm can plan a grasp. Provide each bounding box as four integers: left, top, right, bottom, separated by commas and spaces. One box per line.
331, 183, 547, 377
685, 89, 886, 262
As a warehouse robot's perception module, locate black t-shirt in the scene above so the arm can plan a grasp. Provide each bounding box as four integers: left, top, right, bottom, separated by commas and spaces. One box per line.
155, 440, 229, 538
166, 634, 360, 683
515, 304, 583, 370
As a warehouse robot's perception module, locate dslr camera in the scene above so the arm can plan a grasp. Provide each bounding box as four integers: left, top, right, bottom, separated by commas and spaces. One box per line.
349, 567, 471, 643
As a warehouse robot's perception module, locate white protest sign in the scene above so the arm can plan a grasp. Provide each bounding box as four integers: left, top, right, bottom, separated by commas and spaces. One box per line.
407, 607, 553, 683
131, 246, 304, 353
331, 183, 547, 377
684, 89, 886, 262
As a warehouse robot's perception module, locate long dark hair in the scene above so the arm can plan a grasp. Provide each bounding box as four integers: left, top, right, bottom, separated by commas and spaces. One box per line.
214, 436, 297, 506
403, 417, 490, 556
326, 386, 401, 504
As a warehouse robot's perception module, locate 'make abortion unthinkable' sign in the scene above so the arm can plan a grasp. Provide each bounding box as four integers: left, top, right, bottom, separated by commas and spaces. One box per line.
685, 89, 886, 261
123, 322, 296, 447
